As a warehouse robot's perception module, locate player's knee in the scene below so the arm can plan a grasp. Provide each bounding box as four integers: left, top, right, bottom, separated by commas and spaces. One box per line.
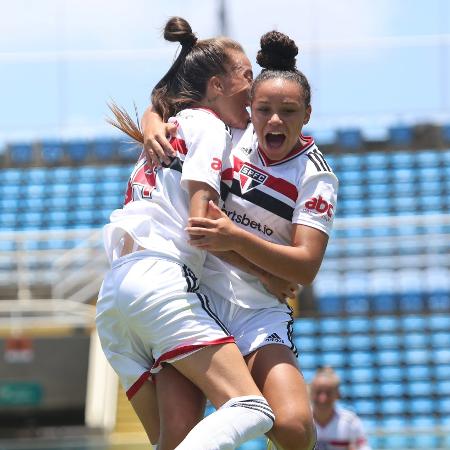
271, 413, 316, 450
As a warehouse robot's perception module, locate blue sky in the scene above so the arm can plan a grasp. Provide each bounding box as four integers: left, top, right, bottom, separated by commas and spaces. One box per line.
1, 0, 449, 146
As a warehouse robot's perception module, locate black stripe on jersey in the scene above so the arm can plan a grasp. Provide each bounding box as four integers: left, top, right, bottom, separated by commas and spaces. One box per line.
230, 179, 293, 221
230, 399, 275, 422
196, 293, 230, 335
307, 150, 331, 172
162, 156, 183, 173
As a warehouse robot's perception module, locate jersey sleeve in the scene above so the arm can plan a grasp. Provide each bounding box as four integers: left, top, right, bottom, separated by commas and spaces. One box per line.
351, 415, 372, 450
292, 171, 339, 235
177, 112, 232, 195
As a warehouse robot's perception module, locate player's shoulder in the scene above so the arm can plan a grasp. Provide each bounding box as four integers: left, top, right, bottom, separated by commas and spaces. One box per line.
302, 141, 334, 174
335, 407, 362, 425
174, 108, 231, 137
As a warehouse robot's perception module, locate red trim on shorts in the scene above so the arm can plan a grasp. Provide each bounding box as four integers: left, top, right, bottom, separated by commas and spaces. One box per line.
126, 370, 151, 400
152, 336, 235, 371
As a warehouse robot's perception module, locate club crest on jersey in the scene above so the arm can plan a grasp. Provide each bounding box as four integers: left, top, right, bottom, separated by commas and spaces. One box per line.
239, 164, 268, 194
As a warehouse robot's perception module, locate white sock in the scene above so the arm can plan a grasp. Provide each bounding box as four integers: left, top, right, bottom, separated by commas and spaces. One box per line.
175, 395, 274, 450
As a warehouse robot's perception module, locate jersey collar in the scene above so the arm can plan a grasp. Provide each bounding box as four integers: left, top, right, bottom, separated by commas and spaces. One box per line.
257, 134, 314, 166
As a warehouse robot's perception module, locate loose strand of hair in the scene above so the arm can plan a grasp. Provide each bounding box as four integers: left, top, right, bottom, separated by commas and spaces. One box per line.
106, 101, 144, 145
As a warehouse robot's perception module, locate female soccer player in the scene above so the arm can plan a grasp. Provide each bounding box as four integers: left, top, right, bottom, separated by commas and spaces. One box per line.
142, 30, 338, 450
96, 17, 275, 450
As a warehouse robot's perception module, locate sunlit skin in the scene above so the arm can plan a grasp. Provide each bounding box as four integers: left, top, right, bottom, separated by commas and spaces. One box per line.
310, 376, 340, 426
251, 78, 312, 161
211, 49, 253, 129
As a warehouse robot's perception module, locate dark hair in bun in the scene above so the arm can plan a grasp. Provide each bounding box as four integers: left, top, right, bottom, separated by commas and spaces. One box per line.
256, 30, 298, 71
252, 30, 311, 107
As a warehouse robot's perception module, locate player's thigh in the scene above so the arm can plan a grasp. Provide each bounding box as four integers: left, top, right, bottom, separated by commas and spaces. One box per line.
129, 380, 160, 444
171, 342, 262, 408
155, 364, 206, 449
246, 345, 314, 434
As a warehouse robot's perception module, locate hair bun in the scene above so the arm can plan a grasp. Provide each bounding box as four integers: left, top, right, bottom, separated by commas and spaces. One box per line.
164, 16, 198, 47
256, 31, 298, 71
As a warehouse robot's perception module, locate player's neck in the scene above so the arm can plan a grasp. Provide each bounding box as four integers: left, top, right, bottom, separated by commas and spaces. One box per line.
314, 408, 335, 427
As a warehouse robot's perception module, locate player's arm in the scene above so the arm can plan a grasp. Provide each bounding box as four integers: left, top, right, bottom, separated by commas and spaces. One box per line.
187, 204, 328, 285
141, 106, 177, 167
209, 250, 298, 302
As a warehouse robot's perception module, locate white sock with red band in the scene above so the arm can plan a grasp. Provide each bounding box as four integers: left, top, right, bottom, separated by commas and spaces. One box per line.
175, 395, 275, 450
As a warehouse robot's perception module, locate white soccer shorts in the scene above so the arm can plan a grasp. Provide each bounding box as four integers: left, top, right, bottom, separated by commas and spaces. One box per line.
202, 285, 298, 358
96, 251, 234, 399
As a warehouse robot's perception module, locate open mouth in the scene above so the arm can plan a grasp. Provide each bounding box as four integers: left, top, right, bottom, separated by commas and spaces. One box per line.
265, 132, 286, 149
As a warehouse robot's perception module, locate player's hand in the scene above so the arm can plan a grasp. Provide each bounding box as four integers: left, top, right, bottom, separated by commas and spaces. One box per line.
259, 273, 299, 304
186, 201, 238, 251
141, 110, 177, 168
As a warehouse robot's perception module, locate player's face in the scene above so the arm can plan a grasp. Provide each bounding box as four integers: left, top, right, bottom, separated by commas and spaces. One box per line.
310, 378, 339, 411
251, 78, 311, 161
216, 50, 253, 129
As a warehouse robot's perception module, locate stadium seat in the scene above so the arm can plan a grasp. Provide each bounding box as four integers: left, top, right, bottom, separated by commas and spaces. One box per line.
3, 168, 23, 184
319, 335, 345, 351
292, 318, 316, 335
336, 129, 363, 150
93, 139, 118, 161
388, 125, 413, 147
407, 381, 433, 396
9, 142, 34, 165
67, 140, 89, 163
404, 349, 429, 365
378, 366, 403, 382
431, 332, 450, 348
405, 364, 431, 381
41, 140, 65, 164
403, 332, 428, 348
374, 334, 400, 350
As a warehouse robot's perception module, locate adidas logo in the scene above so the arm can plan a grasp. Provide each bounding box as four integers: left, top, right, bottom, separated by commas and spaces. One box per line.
265, 333, 284, 343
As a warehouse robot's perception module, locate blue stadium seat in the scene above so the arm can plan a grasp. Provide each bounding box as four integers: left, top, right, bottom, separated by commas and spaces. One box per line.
9, 143, 33, 164
404, 349, 429, 365
294, 336, 315, 352
374, 334, 400, 350
431, 332, 450, 348
366, 167, 389, 183
349, 351, 374, 367
409, 398, 434, 415
377, 350, 402, 366
319, 335, 345, 351
346, 335, 372, 351
350, 382, 376, 398
372, 316, 399, 332
378, 366, 403, 382
346, 317, 370, 333
407, 381, 433, 396
379, 399, 406, 415
299, 353, 317, 370
348, 367, 374, 383
41, 140, 65, 164
401, 315, 426, 331
3, 168, 23, 184
405, 364, 431, 381
352, 399, 376, 415
379, 382, 404, 397
382, 435, 410, 449
429, 315, 450, 331
388, 125, 413, 147
433, 349, 450, 364
403, 332, 428, 348
336, 129, 363, 150
0, 212, 16, 228
413, 434, 440, 450
293, 318, 316, 335
93, 139, 118, 161
318, 351, 346, 368
67, 140, 89, 162
390, 150, 415, 166
317, 295, 344, 314
416, 150, 441, 167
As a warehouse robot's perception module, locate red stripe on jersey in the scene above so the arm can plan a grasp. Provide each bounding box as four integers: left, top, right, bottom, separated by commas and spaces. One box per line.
152, 336, 235, 371
258, 134, 314, 166
233, 156, 298, 201
327, 440, 351, 446
126, 370, 151, 400
221, 167, 234, 181
124, 158, 156, 204
170, 137, 188, 155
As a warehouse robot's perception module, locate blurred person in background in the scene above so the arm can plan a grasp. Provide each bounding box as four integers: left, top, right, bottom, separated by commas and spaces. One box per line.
142, 29, 338, 450
310, 367, 371, 450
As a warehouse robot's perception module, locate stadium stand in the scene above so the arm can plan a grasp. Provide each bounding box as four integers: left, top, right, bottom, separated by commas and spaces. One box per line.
0, 126, 449, 449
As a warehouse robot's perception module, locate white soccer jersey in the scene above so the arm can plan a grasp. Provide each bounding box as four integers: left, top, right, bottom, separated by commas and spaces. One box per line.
315, 408, 371, 450
202, 124, 339, 309
103, 108, 232, 279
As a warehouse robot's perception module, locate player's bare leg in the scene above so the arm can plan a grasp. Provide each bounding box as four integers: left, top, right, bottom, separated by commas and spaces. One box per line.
246, 345, 316, 450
